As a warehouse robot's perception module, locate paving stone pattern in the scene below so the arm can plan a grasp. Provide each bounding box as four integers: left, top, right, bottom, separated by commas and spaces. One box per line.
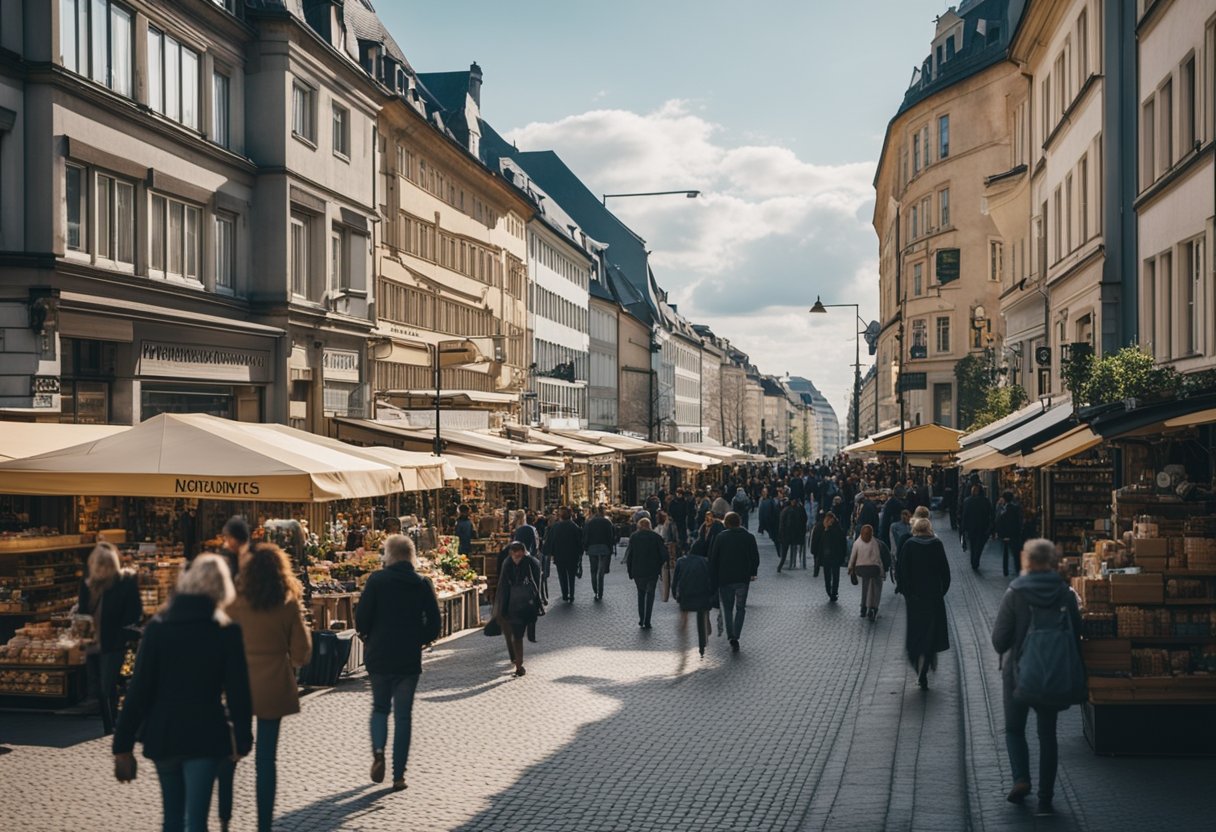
0, 522, 1213, 831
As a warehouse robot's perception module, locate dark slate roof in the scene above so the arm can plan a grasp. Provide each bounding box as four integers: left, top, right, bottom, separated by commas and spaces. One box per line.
415, 71, 472, 148
347, 0, 409, 69
511, 150, 657, 321
589, 277, 615, 302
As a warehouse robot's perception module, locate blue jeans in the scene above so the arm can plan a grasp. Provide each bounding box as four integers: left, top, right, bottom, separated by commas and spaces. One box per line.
718, 582, 750, 640
216, 717, 281, 832
154, 756, 223, 832
1003, 684, 1059, 799
370, 673, 421, 780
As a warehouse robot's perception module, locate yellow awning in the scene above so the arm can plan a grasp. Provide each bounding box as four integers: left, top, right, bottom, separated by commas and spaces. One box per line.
1164, 408, 1216, 429
1018, 426, 1102, 468
857, 424, 964, 456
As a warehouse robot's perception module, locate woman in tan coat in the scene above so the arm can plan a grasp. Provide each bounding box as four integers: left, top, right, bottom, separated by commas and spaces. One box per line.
217, 543, 312, 832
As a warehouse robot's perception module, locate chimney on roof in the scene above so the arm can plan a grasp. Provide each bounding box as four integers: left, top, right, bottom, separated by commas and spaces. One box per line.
469, 62, 483, 106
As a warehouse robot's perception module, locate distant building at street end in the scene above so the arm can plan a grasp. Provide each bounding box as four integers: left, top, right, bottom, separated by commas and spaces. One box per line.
786, 376, 843, 459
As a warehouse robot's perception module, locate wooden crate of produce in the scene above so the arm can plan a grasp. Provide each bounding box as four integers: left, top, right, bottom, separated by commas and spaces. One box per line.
1081, 639, 1131, 674
1089, 675, 1216, 705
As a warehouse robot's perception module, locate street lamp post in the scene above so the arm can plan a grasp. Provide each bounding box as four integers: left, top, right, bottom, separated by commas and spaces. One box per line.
602, 190, 701, 205
809, 297, 865, 445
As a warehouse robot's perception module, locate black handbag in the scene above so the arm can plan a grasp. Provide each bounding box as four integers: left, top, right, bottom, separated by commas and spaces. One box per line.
507, 577, 539, 620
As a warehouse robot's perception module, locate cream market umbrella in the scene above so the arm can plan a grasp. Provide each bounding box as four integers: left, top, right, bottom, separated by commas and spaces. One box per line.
441, 453, 551, 489
0, 413, 405, 502
253, 424, 456, 492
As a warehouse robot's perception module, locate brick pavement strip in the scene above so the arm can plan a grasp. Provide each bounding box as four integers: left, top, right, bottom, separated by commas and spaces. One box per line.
1, 525, 1214, 831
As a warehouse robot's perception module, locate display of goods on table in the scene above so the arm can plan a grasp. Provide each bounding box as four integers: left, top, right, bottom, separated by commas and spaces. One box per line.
0, 620, 89, 666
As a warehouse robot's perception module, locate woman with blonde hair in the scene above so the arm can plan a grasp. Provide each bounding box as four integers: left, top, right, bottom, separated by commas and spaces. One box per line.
217, 544, 312, 831
113, 554, 253, 832
77, 541, 142, 735
895, 518, 952, 689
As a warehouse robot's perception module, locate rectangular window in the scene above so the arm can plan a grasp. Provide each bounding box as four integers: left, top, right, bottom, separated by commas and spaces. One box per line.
1160, 251, 1173, 360
148, 30, 199, 129
66, 164, 85, 251
1142, 98, 1156, 187
939, 187, 950, 227
921, 196, 932, 232
215, 213, 234, 290
63, 0, 132, 96
1079, 155, 1089, 242
936, 316, 951, 353
1144, 259, 1157, 358
94, 174, 133, 265
60, 0, 80, 72
938, 115, 950, 158
292, 83, 314, 142
1053, 187, 1062, 261
332, 104, 349, 157
1065, 173, 1073, 252
913, 262, 923, 296
910, 205, 919, 239
149, 194, 200, 279
1159, 79, 1173, 172
1184, 238, 1203, 355
912, 318, 927, 348
212, 72, 230, 148
330, 227, 350, 290
990, 240, 1004, 282
290, 212, 310, 297
1180, 55, 1196, 153
1076, 9, 1088, 84
912, 132, 921, 174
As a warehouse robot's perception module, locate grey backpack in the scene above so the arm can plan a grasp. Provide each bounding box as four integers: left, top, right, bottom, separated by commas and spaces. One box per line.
1012, 593, 1087, 710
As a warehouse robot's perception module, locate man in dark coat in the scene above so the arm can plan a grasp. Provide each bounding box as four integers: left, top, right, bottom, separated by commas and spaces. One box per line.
777, 497, 807, 572
625, 518, 667, 628
878, 493, 904, 553
757, 487, 780, 544
708, 512, 760, 652
895, 519, 951, 689
582, 505, 616, 601
544, 508, 585, 603
668, 488, 690, 549
812, 510, 848, 602
994, 491, 1025, 577
856, 496, 880, 536
356, 535, 442, 787
991, 538, 1081, 817
962, 484, 994, 571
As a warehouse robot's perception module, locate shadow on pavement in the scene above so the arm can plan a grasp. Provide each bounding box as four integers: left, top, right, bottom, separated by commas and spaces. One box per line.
0, 712, 103, 749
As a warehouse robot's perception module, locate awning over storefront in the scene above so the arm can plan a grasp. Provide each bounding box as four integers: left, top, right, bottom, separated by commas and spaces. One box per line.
333, 418, 559, 459
677, 443, 750, 463
847, 424, 963, 456
0, 414, 405, 502
255, 425, 455, 491
0, 423, 130, 461
551, 429, 667, 454
441, 453, 550, 489
957, 445, 1017, 471
986, 399, 1076, 454
1083, 393, 1216, 440
525, 428, 616, 460
379, 389, 518, 407
841, 424, 909, 454
656, 450, 719, 471
958, 399, 1044, 448
1018, 425, 1103, 468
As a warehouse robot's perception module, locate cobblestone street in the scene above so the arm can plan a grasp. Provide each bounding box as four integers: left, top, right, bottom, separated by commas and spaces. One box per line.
2, 523, 1214, 831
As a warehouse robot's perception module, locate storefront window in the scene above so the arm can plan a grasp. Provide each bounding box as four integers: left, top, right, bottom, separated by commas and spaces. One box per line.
141, 385, 235, 419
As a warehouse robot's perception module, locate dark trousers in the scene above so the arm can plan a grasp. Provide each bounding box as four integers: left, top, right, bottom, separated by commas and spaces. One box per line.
823, 565, 841, 599
634, 576, 658, 625
1003, 685, 1059, 799
557, 558, 580, 600
718, 582, 750, 640
370, 672, 421, 780
217, 717, 281, 831
154, 756, 223, 832
1001, 538, 1022, 576
968, 532, 988, 569
537, 555, 550, 603
86, 649, 125, 734
683, 609, 711, 653
588, 554, 610, 598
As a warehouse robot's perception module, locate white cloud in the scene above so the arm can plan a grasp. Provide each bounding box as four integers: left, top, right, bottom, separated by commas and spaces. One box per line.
505, 100, 879, 423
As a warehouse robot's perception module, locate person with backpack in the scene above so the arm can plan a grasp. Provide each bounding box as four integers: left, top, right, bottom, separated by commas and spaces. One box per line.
991, 538, 1084, 818
512, 511, 545, 605
494, 541, 543, 677
356, 535, 441, 792
730, 487, 753, 530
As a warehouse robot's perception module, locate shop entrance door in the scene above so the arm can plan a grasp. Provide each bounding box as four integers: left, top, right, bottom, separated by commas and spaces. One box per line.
932, 383, 954, 428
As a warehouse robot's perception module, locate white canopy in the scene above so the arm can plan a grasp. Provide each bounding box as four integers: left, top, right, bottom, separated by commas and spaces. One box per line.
253, 425, 455, 491
656, 450, 719, 471
0, 423, 129, 461
441, 453, 550, 489
0, 413, 405, 502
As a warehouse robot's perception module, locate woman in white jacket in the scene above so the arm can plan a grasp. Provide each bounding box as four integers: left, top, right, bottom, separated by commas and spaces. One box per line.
848, 524, 886, 622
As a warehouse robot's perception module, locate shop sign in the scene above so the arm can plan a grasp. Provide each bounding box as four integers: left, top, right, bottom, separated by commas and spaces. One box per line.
898, 372, 928, 392
139, 341, 271, 384
322, 348, 361, 382
173, 478, 262, 496
935, 248, 961, 285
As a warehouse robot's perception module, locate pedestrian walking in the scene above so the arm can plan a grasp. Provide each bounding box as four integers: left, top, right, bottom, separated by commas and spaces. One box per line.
962, 484, 992, 571
994, 491, 1025, 577
625, 517, 666, 629
848, 524, 886, 621
512, 510, 545, 604
708, 512, 760, 652
544, 508, 584, 603
730, 487, 753, 530
812, 510, 849, 603
658, 509, 680, 601
668, 488, 690, 550
777, 496, 807, 572
454, 505, 475, 556
112, 555, 253, 832
672, 545, 715, 657
355, 535, 441, 792
710, 490, 731, 519
218, 543, 312, 830
582, 504, 615, 601
889, 509, 913, 555
219, 515, 251, 579
991, 538, 1084, 817
895, 518, 952, 689
757, 487, 779, 543
695, 509, 725, 554
78, 541, 142, 736
879, 491, 904, 550
491, 541, 543, 677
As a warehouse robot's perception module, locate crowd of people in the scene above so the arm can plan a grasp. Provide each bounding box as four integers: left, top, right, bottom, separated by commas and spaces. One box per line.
79, 456, 1077, 828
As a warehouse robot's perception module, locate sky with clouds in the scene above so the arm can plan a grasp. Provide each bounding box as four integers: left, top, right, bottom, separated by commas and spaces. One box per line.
382, 0, 950, 421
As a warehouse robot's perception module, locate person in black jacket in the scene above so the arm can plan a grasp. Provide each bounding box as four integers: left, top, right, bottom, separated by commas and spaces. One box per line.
113, 555, 253, 832
994, 491, 1025, 577
962, 484, 994, 571
544, 508, 585, 603
672, 547, 715, 657
812, 510, 849, 603
78, 542, 142, 735
625, 518, 666, 629
878, 493, 904, 553
777, 497, 807, 572
895, 519, 952, 689
582, 505, 616, 601
355, 534, 441, 791
708, 512, 760, 652
494, 542, 543, 677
